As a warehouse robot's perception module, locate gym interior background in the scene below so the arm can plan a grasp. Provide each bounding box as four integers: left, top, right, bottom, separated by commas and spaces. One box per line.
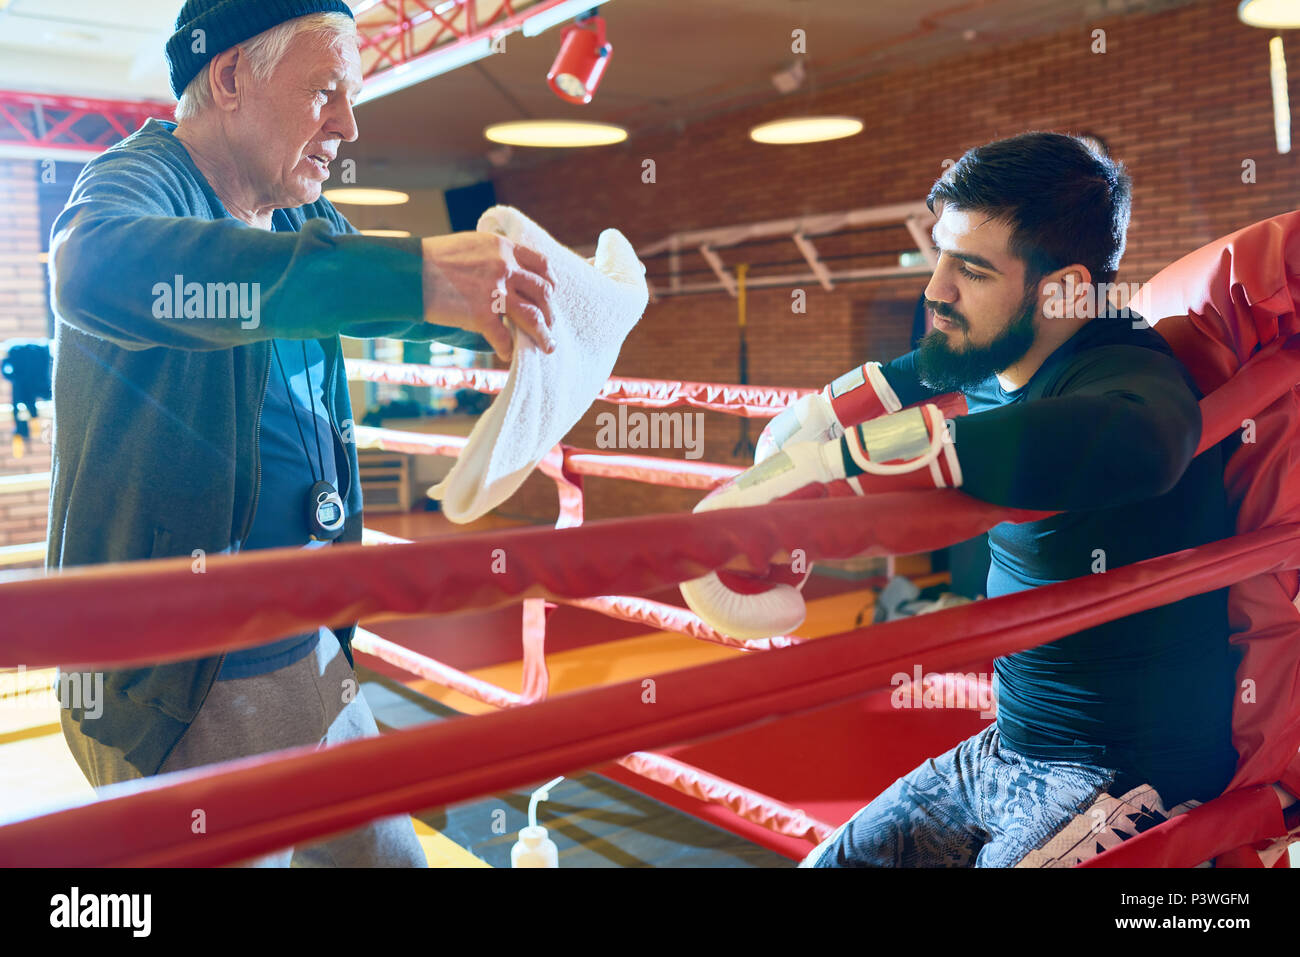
0, 0, 1297, 868
2, 0, 1295, 542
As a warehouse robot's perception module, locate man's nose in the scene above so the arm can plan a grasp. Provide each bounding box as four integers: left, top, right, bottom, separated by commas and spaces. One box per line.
332, 98, 359, 143
924, 264, 956, 306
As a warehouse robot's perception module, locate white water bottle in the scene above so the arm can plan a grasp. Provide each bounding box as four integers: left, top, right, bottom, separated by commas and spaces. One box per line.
511, 825, 558, 868
511, 775, 564, 868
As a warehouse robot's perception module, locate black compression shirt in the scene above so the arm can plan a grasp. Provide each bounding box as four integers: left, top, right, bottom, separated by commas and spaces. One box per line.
847, 315, 1240, 805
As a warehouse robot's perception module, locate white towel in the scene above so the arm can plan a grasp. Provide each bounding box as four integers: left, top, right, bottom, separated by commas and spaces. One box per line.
429, 206, 649, 523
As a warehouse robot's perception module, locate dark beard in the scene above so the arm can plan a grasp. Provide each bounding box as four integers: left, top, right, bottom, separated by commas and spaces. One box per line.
915, 289, 1039, 392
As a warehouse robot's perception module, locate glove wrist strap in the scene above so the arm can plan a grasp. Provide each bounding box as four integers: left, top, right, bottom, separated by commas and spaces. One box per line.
824, 361, 902, 428
845, 404, 963, 487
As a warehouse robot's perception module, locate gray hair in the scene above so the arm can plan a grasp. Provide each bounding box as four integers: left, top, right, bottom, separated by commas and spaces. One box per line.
174, 12, 358, 121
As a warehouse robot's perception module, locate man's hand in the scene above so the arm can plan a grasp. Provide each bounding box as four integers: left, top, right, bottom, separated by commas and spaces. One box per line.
702, 439, 847, 512
421, 233, 558, 361
678, 440, 844, 640
755, 361, 902, 465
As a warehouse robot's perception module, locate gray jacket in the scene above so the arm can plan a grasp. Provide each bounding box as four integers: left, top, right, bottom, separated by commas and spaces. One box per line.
49, 118, 487, 775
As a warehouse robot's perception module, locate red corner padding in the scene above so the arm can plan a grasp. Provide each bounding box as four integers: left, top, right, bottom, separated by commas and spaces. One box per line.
1144, 210, 1300, 799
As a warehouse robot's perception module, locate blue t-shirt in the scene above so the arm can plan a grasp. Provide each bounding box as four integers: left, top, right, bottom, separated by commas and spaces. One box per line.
217, 331, 347, 680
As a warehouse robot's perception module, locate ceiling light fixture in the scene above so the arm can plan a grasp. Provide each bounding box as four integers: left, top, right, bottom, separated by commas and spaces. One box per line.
547, 14, 613, 104
359, 229, 413, 238
322, 188, 410, 206
1238, 0, 1300, 28
750, 116, 864, 145
753, 39, 863, 147
484, 120, 627, 147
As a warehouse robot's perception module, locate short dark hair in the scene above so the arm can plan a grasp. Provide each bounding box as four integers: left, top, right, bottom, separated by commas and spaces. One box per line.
926, 131, 1132, 288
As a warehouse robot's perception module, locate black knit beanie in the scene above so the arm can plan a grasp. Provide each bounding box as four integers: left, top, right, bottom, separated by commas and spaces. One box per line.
166, 0, 355, 99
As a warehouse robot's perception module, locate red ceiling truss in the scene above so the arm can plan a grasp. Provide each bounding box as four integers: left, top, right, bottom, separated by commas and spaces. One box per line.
359, 0, 486, 76
353, 0, 565, 78
0, 91, 171, 160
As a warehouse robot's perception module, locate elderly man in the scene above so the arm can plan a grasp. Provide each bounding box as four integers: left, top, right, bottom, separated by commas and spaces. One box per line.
50, 0, 555, 866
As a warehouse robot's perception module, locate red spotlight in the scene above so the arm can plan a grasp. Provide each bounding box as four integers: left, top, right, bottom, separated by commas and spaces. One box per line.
546, 15, 612, 105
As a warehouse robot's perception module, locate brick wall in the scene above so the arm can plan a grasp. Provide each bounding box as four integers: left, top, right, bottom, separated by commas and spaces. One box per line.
0, 159, 52, 563
490, 0, 1298, 522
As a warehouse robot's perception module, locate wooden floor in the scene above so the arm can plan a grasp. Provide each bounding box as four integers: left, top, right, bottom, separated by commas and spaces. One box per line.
400, 583, 904, 716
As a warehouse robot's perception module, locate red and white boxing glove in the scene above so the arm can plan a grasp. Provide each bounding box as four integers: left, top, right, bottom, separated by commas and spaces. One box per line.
681, 403, 962, 639
680, 440, 844, 640
840, 403, 962, 492
755, 361, 903, 464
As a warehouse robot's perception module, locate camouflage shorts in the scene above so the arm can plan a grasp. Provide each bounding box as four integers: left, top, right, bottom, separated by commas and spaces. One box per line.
800, 723, 1198, 868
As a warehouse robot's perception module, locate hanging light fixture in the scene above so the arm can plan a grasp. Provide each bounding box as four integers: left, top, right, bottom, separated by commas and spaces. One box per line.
547, 13, 613, 104
480, 8, 622, 152
322, 188, 410, 206
1238, 0, 1300, 28
484, 120, 626, 147
750, 116, 863, 145
748, 23, 861, 146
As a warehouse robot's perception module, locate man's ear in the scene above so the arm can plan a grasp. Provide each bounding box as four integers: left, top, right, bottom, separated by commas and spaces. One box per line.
1064, 264, 1094, 317
208, 48, 243, 112
1040, 264, 1094, 320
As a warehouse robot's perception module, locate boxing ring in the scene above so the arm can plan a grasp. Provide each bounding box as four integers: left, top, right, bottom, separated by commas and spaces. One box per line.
1, 213, 1299, 868
348, 360, 834, 844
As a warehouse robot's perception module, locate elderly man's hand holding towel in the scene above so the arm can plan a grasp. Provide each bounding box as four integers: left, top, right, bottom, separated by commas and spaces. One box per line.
422, 232, 559, 362
431, 206, 649, 522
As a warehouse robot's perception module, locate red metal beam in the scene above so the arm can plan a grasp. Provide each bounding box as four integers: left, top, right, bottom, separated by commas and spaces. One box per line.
354, 0, 562, 79
0, 91, 170, 160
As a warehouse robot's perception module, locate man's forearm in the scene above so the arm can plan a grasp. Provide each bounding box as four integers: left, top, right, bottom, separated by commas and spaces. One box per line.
337, 318, 491, 351
841, 389, 1199, 511
951, 392, 1198, 510
53, 211, 427, 351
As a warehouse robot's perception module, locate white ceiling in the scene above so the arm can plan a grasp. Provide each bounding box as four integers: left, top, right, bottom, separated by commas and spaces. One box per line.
0, 0, 1203, 187
0, 0, 178, 99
